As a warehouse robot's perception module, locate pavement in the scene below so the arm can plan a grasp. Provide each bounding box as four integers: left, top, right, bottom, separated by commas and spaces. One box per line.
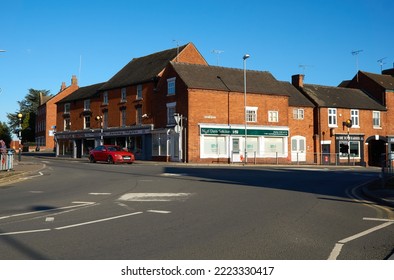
1, 155, 394, 259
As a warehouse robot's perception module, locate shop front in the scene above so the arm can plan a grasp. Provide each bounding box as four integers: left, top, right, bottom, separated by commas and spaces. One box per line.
55, 125, 153, 160
199, 125, 289, 163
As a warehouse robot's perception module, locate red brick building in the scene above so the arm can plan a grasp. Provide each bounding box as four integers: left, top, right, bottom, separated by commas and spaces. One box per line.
36, 75, 78, 151
293, 74, 387, 166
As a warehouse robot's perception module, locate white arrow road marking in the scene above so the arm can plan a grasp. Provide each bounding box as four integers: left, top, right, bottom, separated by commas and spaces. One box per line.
118, 193, 192, 202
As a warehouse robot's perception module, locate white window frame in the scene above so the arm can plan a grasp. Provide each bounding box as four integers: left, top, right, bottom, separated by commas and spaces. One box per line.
166, 102, 176, 125
293, 108, 304, 120
350, 109, 359, 127
64, 118, 71, 131
167, 77, 176, 96
103, 91, 108, 105
268, 111, 279, 123
373, 111, 381, 128
246, 106, 258, 122
328, 108, 337, 127
84, 116, 90, 129
137, 84, 143, 100
84, 99, 90, 111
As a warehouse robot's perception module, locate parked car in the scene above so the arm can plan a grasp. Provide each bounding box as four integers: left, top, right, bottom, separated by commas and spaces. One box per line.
89, 145, 135, 164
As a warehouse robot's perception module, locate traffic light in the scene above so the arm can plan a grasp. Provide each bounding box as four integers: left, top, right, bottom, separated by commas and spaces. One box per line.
343, 119, 352, 128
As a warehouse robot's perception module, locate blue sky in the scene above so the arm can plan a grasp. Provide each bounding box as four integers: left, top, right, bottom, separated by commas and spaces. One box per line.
0, 0, 393, 124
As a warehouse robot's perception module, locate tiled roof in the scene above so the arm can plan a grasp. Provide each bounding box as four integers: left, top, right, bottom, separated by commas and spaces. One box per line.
57, 82, 105, 103
279, 82, 314, 107
301, 84, 386, 110
360, 71, 394, 90
99, 44, 189, 91
171, 62, 289, 96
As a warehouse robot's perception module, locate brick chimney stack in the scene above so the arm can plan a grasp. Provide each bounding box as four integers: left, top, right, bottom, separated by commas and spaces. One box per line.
71, 75, 78, 86
60, 81, 67, 91
292, 74, 305, 88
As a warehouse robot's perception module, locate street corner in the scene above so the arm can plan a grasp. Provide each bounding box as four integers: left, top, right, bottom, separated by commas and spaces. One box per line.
0, 161, 45, 186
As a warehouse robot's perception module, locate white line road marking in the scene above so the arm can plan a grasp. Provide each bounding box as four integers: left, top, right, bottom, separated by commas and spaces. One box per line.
363, 217, 394, 222
89, 193, 112, 195
0, 229, 51, 236
338, 221, 394, 244
118, 193, 192, 202
327, 243, 344, 260
147, 210, 172, 214
0, 202, 96, 221
45, 217, 55, 222
55, 211, 143, 230
29, 191, 43, 193
328, 221, 394, 259
161, 173, 187, 177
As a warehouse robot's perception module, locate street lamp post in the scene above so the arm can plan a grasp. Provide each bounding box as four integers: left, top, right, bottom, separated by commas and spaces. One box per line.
17, 113, 22, 161
95, 115, 103, 145
243, 54, 250, 164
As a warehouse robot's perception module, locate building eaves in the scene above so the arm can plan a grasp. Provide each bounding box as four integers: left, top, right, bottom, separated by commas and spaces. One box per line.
99, 44, 189, 91
56, 82, 105, 103
171, 62, 289, 96
302, 84, 386, 111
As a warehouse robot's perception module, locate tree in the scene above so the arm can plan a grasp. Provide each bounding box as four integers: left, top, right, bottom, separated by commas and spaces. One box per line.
7, 89, 52, 143
0, 122, 12, 147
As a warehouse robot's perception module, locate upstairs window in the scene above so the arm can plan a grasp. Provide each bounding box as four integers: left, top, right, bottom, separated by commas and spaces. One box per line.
268, 111, 279, 123
64, 103, 70, 113
293, 108, 304, 120
328, 108, 337, 127
246, 107, 257, 122
121, 108, 127, 127
137, 84, 143, 100
167, 102, 176, 125
121, 88, 127, 102
350, 109, 359, 127
373, 111, 381, 128
136, 107, 142, 125
84, 116, 91, 129
64, 118, 71, 131
167, 77, 176, 95
103, 91, 108, 105
84, 99, 90, 111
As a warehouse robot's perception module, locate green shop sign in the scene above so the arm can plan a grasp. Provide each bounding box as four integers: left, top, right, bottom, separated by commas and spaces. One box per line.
200, 127, 288, 136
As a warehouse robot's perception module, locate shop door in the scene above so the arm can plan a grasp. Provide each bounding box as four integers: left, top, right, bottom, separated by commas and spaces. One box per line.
291, 136, 306, 162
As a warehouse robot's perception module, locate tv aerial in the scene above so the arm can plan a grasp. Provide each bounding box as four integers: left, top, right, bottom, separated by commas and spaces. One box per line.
212, 50, 224, 66
377, 57, 387, 72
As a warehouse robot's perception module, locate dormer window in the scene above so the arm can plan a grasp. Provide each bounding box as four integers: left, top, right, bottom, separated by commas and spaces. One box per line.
167, 77, 176, 96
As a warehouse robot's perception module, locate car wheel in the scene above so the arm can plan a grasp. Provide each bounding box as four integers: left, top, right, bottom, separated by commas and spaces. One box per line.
107, 156, 114, 164
89, 155, 96, 163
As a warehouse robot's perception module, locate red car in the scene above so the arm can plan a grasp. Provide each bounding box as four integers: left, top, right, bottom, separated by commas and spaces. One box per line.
89, 145, 135, 164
